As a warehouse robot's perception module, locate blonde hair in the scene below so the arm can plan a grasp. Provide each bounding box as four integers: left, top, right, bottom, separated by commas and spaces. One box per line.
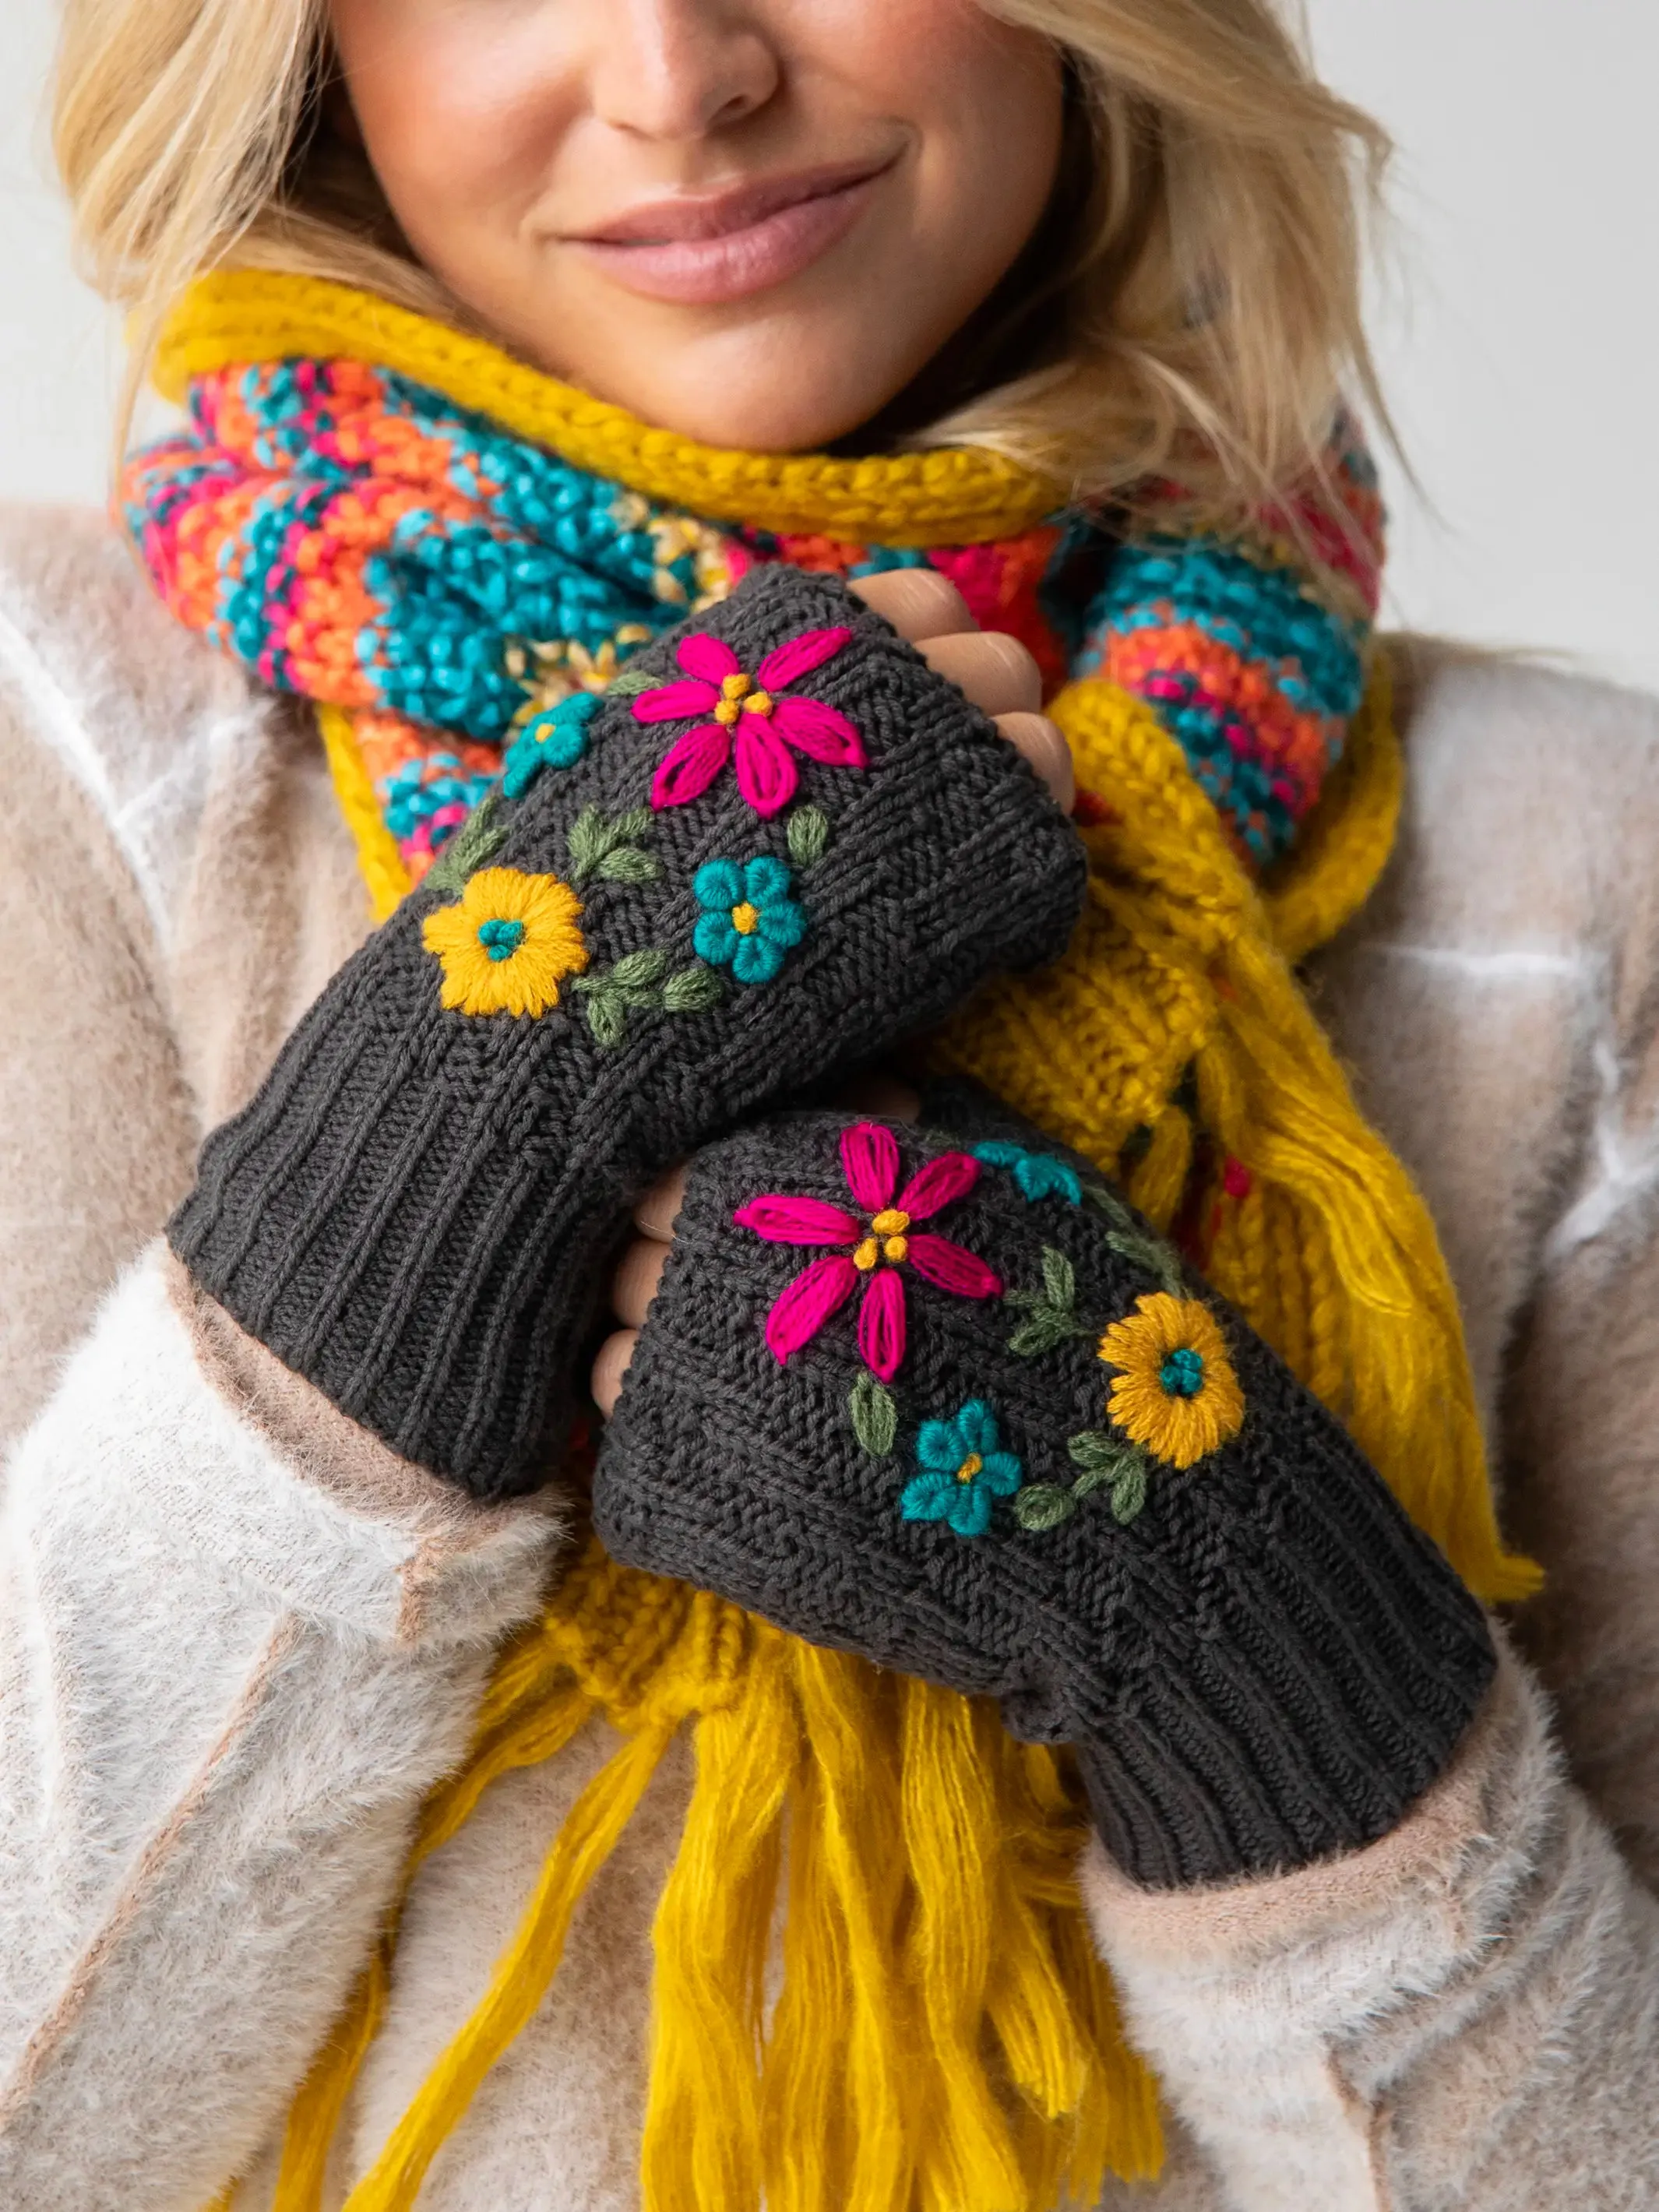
54, 0, 1390, 512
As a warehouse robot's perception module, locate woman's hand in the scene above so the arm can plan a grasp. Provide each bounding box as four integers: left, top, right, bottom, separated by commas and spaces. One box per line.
593, 572, 1065, 1417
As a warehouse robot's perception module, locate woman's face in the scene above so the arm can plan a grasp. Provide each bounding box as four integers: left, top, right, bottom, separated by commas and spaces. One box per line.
326, 0, 1065, 449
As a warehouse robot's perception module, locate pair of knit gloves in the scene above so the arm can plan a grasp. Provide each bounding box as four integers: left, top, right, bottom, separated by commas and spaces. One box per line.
172, 568, 1493, 1890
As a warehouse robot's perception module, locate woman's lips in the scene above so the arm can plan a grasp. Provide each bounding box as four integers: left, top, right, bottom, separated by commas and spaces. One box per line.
568, 163, 893, 307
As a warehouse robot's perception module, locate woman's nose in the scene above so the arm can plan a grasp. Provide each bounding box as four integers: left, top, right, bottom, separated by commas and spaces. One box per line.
590, 0, 781, 140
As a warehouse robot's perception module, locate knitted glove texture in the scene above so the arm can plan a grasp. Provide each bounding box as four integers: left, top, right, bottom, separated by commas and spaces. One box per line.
594, 1094, 1496, 1888
167, 569, 1086, 1499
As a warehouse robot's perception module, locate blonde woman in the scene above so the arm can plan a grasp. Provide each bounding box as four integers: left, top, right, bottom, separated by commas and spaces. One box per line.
4, 1, 1658, 2207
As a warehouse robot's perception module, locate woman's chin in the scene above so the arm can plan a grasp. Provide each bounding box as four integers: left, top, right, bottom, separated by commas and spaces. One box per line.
505, 304, 922, 454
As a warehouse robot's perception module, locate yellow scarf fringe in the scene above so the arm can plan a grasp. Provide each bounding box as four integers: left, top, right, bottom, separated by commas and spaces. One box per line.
244, 653, 1534, 2212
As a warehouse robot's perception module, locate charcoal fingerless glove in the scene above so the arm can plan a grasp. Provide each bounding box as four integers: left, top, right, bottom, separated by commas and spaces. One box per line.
593, 1094, 1496, 1888
167, 569, 1086, 1499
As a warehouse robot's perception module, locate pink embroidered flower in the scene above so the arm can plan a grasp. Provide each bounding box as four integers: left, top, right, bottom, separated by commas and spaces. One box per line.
734, 1124, 1002, 1383
634, 627, 865, 817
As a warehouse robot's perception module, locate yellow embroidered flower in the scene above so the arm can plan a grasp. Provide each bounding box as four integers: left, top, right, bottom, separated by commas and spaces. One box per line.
422, 867, 588, 1018
1097, 1292, 1245, 1470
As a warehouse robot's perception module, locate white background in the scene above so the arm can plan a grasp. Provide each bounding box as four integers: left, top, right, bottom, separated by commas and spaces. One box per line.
2, 0, 1655, 691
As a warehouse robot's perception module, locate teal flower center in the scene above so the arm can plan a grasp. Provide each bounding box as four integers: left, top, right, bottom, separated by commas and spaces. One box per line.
1159, 1346, 1206, 1398
477, 917, 527, 963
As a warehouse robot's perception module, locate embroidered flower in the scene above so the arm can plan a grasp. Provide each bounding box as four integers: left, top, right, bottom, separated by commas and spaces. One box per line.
1097, 1292, 1244, 1470
422, 866, 588, 1018
900, 1400, 1023, 1538
971, 1140, 1083, 1206
502, 692, 602, 800
692, 856, 807, 984
735, 1123, 1002, 1382
634, 628, 865, 817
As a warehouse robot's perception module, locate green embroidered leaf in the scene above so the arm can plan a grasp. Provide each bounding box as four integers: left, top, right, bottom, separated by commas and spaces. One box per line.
1110, 1462, 1149, 1526
1014, 1485, 1076, 1533
565, 805, 611, 882
584, 993, 628, 1049
661, 963, 724, 1014
613, 806, 655, 843
607, 668, 657, 698
787, 805, 830, 869
848, 1374, 897, 1457
1040, 1246, 1076, 1311
597, 846, 660, 886
1008, 1312, 1080, 1358
1067, 1430, 1124, 1474
1069, 1439, 1144, 1502
423, 797, 505, 896
1081, 1181, 1136, 1232
608, 949, 669, 992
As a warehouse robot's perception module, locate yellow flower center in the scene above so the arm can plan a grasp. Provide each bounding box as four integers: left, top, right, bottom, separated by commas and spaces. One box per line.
955, 1453, 984, 1485
854, 1209, 910, 1270
731, 901, 760, 935
743, 689, 775, 717
713, 672, 752, 727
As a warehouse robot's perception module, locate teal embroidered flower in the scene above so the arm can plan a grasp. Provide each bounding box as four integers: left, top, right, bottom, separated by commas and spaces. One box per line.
502, 692, 603, 800
901, 1400, 1023, 1538
692, 856, 807, 985
971, 1140, 1083, 1206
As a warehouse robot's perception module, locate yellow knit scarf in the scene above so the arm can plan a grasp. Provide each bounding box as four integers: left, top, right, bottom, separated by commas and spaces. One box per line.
181, 294, 1537, 2212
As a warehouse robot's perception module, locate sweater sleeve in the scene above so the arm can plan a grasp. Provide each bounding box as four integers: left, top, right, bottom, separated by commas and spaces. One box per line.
1073, 414, 1385, 868
0, 1246, 562, 2210
0, 529, 565, 2208
1082, 1637, 1659, 2208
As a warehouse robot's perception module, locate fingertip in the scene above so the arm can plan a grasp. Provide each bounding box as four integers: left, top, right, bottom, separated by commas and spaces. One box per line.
994, 711, 1075, 814
592, 1329, 639, 1419
633, 1164, 689, 1241
611, 1238, 668, 1326
848, 568, 974, 643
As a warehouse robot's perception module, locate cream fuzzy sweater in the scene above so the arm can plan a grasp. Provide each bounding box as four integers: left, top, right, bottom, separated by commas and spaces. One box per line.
2, 506, 1659, 2210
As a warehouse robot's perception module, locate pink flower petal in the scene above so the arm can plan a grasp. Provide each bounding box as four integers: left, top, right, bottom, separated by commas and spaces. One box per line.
907, 1235, 1002, 1301
858, 1266, 907, 1382
677, 632, 741, 684
757, 625, 854, 690
896, 1150, 981, 1222
840, 1123, 900, 1213
734, 1196, 862, 1247
771, 696, 867, 769
733, 716, 798, 817
650, 723, 731, 810
632, 678, 720, 725
765, 1254, 860, 1363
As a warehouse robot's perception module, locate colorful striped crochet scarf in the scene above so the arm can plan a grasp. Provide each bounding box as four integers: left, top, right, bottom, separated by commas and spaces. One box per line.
129, 273, 1383, 896
131, 274, 1531, 2212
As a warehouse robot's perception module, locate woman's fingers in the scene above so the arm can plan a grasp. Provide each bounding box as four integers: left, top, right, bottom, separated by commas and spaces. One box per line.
920, 629, 1044, 718
848, 568, 974, 641
612, 1236, 668, 1326
995, 710, 1074, 813
592, 1328, 638, 1418
632, 1163, 688, 1242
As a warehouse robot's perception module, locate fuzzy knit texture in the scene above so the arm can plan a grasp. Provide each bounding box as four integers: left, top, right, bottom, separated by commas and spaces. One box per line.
167, 565, 1084, 1497
129, 270, 1382, 884
5, 510, 1659, 2210
597, 1104, 1495, 1888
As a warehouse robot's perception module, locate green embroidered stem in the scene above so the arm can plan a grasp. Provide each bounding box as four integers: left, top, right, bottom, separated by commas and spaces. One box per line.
1014, 1432, 1154, 1531
565, 805, 660, 889
1081, 1184, 1185, 1296
573, 949, 724, 1046
423, 795, 506, 896
1006, 1245, 1096, 1356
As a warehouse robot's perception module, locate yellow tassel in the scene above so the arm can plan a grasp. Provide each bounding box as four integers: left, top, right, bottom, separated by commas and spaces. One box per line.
342, 1718, 675, 2212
